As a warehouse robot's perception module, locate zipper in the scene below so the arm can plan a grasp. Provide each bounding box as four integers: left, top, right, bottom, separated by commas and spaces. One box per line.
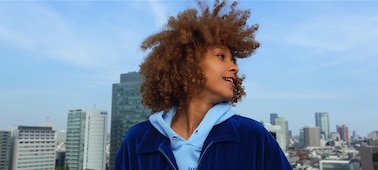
197, 141, 214, 169
158, 148, 177, 170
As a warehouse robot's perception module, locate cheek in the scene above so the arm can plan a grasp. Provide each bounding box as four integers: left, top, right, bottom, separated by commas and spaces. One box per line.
203, 62, 219, 73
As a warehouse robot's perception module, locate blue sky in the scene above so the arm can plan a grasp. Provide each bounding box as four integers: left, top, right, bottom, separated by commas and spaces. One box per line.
0, 1, 377, 137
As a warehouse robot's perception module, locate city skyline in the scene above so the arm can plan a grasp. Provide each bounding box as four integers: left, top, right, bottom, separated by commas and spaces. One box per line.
1, 1, 377, 137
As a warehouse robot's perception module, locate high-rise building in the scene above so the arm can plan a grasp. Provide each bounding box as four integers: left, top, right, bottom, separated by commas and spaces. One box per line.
263, 123, 280, 140
270, 113, 278, 125
65, 109, 108, 170
55, 129, 66, 168
109, 72, 151, 170
368, 131, 378, 140
330, 132, 341, 141
55, 130, 66, 144
269, 113, 289, 151
10, 126, 56, 170
0, 130, 11, 170
300, 126, 320, 147
315, 112, 330, 141
337, 124, 349, 143
351, 130, 359, 140
299, 128, 305, 147
360, 145, 378, 170
274, 117, 289, 151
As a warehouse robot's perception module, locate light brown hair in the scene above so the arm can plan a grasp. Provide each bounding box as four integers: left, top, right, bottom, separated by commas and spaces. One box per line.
139, 0, 260, 113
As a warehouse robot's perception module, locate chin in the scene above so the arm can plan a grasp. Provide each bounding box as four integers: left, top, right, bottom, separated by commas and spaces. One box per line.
221, 96, 233, 102
225, 94, 234, 100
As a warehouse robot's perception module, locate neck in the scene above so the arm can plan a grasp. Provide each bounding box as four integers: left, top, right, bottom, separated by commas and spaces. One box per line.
171, 98, 214, 140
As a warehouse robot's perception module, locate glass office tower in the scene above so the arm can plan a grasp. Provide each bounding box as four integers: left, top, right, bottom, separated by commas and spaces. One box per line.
0, 130, 11, 170
274, 117, 289, 151
270, 113, 278, 125
109, 72, 151, 170
315, 112, 330, 141
65, 109, 108, 170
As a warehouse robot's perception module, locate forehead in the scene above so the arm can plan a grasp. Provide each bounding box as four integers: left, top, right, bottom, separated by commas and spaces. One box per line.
201, 45, 237, 61
206, 44, 230, 51
203, 45, 234, 58
197, 44, 235, 60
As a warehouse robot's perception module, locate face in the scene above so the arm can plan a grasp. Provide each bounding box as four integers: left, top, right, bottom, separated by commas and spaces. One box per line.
197, 45, 239, 104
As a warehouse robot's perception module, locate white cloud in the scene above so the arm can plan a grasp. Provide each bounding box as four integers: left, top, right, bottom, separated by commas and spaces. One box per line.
0, 2, 143, 70
148, 0, 170, 27
264, 9, 378, 61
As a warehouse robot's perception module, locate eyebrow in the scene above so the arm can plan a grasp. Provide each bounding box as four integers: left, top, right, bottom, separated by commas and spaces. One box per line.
217, 46, 228, 50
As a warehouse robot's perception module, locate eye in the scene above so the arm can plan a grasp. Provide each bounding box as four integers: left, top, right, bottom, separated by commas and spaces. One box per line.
232, 58, 237, 64
216, 54, 225, 60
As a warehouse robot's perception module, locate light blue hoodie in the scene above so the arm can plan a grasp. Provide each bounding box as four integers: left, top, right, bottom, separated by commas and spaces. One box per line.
149, 103, 236, 170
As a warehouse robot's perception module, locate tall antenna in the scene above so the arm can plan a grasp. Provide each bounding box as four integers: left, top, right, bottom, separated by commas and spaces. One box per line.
46, 115, 50, 123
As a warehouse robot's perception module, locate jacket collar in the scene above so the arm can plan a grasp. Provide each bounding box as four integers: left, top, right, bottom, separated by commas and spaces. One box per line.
136, 122, 166, 153
136, 122, 178, 169
136, 116, 239, 154
205, 116, 239, 144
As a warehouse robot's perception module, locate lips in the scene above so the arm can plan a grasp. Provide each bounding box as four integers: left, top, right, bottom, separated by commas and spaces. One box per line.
223, 77, 235, 85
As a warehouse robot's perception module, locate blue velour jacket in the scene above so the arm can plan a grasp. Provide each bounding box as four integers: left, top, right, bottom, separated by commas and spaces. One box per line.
114, 115, 293, 170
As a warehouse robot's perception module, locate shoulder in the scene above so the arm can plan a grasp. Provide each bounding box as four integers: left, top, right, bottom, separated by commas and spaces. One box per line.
228, 116, 291, 165
228, 114, 263, 126
225, 115, 279, 145
206, 115, 292, 168
228, 115, 268, 134
124, 120, 153, 141
128, 120, 152, 132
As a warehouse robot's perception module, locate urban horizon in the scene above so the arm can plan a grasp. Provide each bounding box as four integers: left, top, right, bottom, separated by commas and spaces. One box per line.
1, 0, 377, 152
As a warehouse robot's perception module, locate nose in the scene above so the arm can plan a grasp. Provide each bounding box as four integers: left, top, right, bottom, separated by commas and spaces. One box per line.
230, 62, 239, 74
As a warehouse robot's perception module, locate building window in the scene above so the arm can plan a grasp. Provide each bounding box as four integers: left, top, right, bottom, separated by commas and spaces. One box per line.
373, 153, 378, 163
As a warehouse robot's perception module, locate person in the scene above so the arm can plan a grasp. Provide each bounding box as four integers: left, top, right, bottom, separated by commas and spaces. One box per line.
114, 0, 292, 169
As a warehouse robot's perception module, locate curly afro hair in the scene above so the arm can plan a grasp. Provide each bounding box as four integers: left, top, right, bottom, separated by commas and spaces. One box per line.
139, 0, 260, 113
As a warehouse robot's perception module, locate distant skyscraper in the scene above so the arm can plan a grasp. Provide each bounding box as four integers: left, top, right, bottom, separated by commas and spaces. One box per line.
55, 130, 66, 144
315, 112, 330, 141
360, 145, 378, 170
330, 132, 341, 141
367, 131, 378, 140
299, 128, 305, 147
352, 130, 359, 140
300, 126, 320, 147
109, 72, 151, 170
263, 123, 280, 140
274, 117, 289, 151
65, 109, 108, 170
270, 113, 278, 125
337, 124, 349, 143
0, 130, 11, 170
269, 113, 289, 151
10, 126, 56, 170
